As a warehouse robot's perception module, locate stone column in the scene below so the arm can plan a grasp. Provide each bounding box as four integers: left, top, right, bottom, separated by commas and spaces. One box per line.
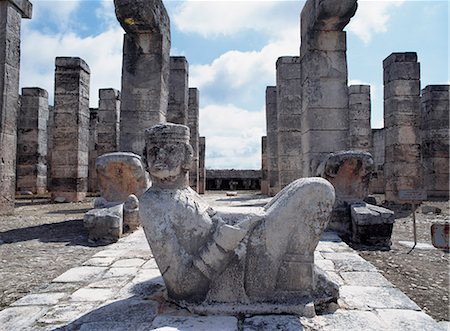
383, 52, 423, 203
300, 0, 357, 176
88, 108, 98, 193
369, 128, 385, 194
47, 105, 54, 191
98, 88, 120, 156
276, 57, 302, 189
167, 56, 189, 125
421, 85, 449, 199
349, 85, 372, 151
51, 57, 90, 202
188, 88, 199, 192
0, 0, 32, 214
115, 0, 171, 156
265, 86, 279, 196
16, 88, 49, 194
198, 136, 206, 194
261, 136, 268, 195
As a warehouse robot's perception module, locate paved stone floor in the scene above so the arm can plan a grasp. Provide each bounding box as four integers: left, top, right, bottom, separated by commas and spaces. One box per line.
0, 192, 447, 330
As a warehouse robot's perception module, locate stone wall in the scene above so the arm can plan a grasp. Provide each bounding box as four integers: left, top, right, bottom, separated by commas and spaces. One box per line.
188, 88, 199, 192
349, 85, 371, 151
276, 57, 302, 189
206, 169, 261, 191
0, 0, 32, 214
198, 136, 206, 194
370, 129, 385, 194
16, 88, 49, 194
421, 85, 449, 199
51, 57, 90, 202
88, 108, 98, 193
167, 56, 188, 125
261, 136, 268, 195
265, 86, 279, 196
383, 52, 423, 203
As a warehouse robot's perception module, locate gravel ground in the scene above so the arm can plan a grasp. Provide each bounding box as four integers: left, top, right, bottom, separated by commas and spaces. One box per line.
0, 192, 448, 322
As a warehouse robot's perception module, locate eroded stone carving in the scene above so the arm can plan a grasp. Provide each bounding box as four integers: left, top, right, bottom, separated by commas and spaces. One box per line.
140, 123, 338, 315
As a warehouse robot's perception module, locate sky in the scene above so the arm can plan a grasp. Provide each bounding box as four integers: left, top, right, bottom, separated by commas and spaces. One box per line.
19, 0, 449, 169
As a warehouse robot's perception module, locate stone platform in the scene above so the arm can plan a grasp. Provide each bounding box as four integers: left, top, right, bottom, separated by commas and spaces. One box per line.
0, 226, 444, 331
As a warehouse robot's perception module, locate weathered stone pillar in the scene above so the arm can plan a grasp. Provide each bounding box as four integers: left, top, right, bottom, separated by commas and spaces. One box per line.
16, 88, 48, 194
167, 56, 188, 125
383, 52, 423, 203
265, 86, 279, 196
188, 88, 199, 192
421, 85, 449, 199
51, 57, 90, 202
47, 105, 54, 191
115, 0, 171, 156
349, 85, 372, 151
300, 0, 357, 176
198, 136, 206, 194
88, 108, 98, 193
261, 136, 268, 195
0, 0, 32, 214
276, 57, 302, 189
369, 128, 385, 194
98, 88, 120, 156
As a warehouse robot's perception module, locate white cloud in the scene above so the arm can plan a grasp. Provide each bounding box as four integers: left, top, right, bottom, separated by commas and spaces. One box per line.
348, 0, 405, 43
200, 104, 265, 169
20, 26, 124, 107
31, 0, 82, 30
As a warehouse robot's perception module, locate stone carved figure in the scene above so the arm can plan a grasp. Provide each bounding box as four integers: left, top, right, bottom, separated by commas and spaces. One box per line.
140, 123, 338, 314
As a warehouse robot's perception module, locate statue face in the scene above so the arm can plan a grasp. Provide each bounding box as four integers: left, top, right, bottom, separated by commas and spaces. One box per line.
146, 142, 188, 180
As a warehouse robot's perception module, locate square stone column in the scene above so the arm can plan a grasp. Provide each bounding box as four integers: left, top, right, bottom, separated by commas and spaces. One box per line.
421, 85, 449, 199
88, 107, 98, 193
198, 136, 206, 194
349, 85, 372, 151
16, 88, 49, 194
265, 86, 279, 196
370, 128, 385, 194
383, 52, 423, 203
261, 136, 268, 195
51, 57, 90, 202
300, 0, 357, 176
167, 56, 189, 125
276, 57, 302, 189
0, 0, 32, 214
98, 88, 120, 156
188, 88, 199, 192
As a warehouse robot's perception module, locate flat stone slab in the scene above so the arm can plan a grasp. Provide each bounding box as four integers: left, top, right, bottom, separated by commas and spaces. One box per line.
306, 310, 389, 331
53, 266, 107, 283
11, 292, 66, 306
0, 306, 48, 330
340, 286, 421, 310
340, 272, 393, 287
111, 258, 146, 268
243, 315, 304, 330
151, 315, 239, 331
70, 288, 117, 302
37, 302, 97, 324
376, 309, 444, 331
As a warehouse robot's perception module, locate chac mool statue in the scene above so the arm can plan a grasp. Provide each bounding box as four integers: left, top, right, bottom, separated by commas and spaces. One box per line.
140, 123, 339, 315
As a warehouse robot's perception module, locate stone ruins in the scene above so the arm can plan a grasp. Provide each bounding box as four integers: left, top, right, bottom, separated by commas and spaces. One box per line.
0, 0, 449, 327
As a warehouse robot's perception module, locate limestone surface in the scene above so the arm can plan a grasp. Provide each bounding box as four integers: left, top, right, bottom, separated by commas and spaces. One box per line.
140, 123, 338, 314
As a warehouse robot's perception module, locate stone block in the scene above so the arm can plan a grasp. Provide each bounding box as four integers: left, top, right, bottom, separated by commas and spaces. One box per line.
53, 266, 107, 283
151, 315, 239, 331
83, 204, 124, 244
340, 271, 393, 287
383, 52, 418, 68
243, 315, 303, 331
376, 309, 444, 331
351, 203, 395, 247
384, 80, 421, 99
302, 79, 349, 109
69, 288, 116, 302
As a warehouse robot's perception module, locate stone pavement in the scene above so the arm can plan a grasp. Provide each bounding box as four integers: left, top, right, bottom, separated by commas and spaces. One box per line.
0, 225, 444, 331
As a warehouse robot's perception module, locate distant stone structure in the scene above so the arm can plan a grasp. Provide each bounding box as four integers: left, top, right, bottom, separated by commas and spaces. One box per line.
348, 85, 371, 151
198, 136, 206, 194
51, 57, 90, 202
140, 123, 338, 314
88, 107, 98, 193
167, 56, 189, 125
16, 88, 49, 194
188, 88, 200, 192
383, 52, 423, 203
300, 0, 357, 176
370, 128, 385, 194
261, 137, 268, 195
0, 0, 32, 214
421, 85, 449, 199
98, 88, 121, 156
276, 57, 302, 189
265, 86, 279, 196
206, 170, 260, 191
115, 0, 171, 156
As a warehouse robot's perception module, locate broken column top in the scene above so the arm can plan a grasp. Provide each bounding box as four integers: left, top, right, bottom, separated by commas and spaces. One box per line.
301, 0, 357, 32
99, 88, 120, 100
55, 57, 91, 74
276, 56, 300, 66
114, 0, 170, 34
21, 87, 48, 98
170, 56, 188, 70
348, 85, 370, 94
6, 0, 33, 18
383, 52, 418, 67
422, 85, 450, 93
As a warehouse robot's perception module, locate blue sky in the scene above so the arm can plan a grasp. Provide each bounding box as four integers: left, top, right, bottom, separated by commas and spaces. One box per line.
20, 0, 449, 169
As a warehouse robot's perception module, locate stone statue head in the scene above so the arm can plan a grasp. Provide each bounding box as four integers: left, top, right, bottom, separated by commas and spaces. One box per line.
145, 124, 193, 187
